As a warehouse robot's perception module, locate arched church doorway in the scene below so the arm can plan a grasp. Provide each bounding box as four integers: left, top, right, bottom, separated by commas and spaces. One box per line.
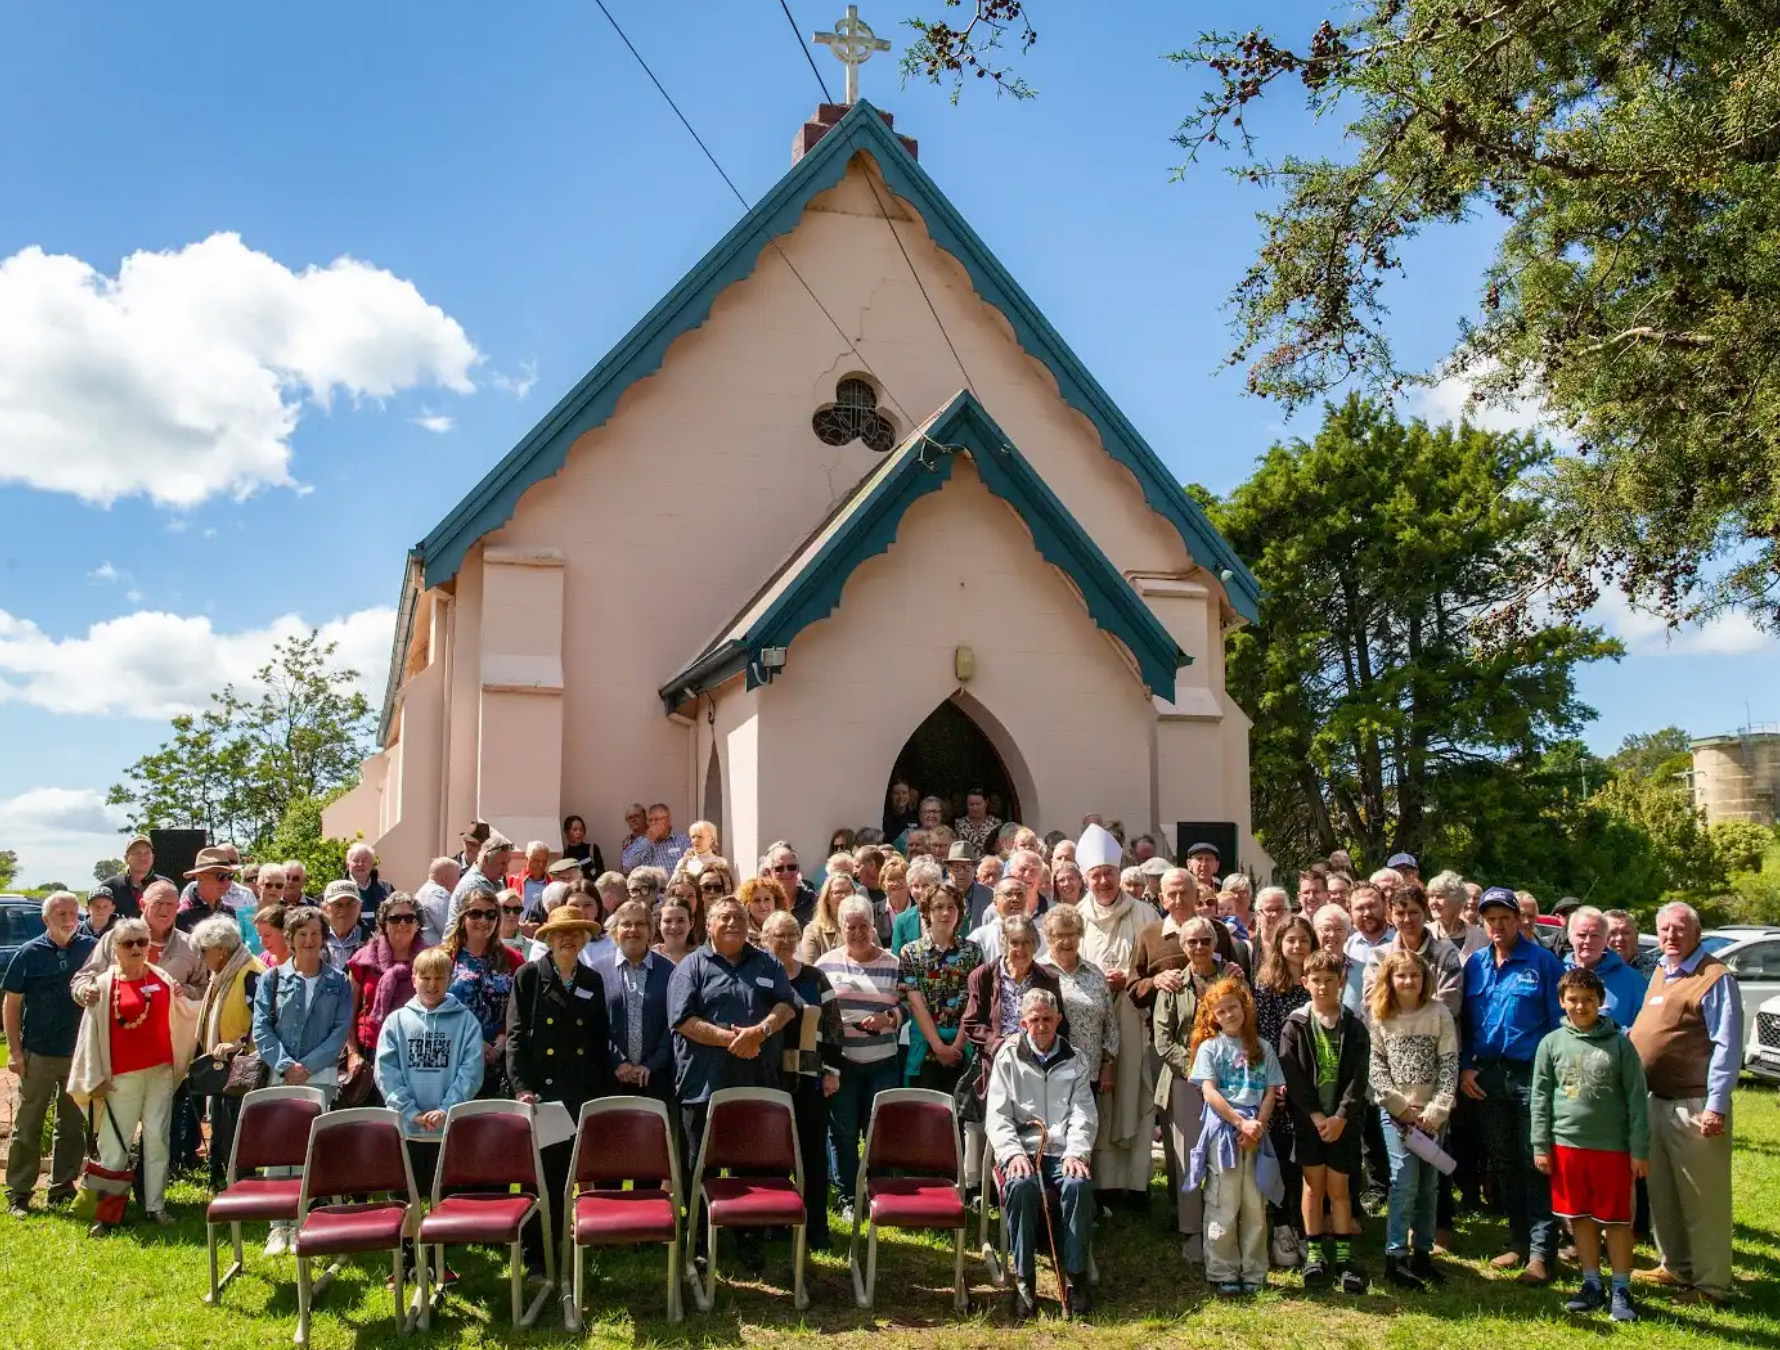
703, 745, 723, 837
887, 697, 1022, 831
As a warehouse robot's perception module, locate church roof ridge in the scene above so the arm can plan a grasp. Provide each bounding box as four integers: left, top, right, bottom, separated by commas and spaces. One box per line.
657, 389, 1188, 709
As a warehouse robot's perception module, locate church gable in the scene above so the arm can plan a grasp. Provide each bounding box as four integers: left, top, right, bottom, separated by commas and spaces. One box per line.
409, 101, 1256, 616
661, 390, 1187, 707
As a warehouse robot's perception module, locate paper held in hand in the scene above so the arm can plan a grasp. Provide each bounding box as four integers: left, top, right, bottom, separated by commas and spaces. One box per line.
534, 1101, 576, 1150
1404, 1126, 1457, 1175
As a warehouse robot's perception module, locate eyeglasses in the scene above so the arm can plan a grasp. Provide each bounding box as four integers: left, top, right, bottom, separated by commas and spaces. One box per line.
500, 904, 525, 915
771, 863, 798, 874
463, 910, 498, 922
384, 914, 419, 926
1184, 937, 1215, 947
118, 938, 149, 950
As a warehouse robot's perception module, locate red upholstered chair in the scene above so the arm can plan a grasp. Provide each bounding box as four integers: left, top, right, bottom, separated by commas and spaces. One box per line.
202, 1085, 327, 1305
415, 1100, 554, 1329
563, 1096, 683, 1329
291, 1107, 420, 1346
848, 1088, 969, 1310
685, 1087, 808, 1313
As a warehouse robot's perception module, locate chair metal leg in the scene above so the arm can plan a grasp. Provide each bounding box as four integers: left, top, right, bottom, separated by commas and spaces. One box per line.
206, 1222, 220, 1304
395, 1242, 418, 1336
667, 1233, 684, 1323
294, 1255, 311, 1346
953, 1227, 969, 1310
689, 1210, 717, 1312
416, 1241, 431, 1331
793, 1223, 810, 1311
511, 1239, 525, 1325
848, 1207, 870, 1308
564, 1238, 583, 1331
232, 1222, 244, 1272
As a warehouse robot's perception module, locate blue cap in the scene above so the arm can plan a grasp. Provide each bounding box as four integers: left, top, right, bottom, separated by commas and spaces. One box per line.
1386, 852, 1418, 870
1185, 841, 1220, 860
1478, 886, 1518, 915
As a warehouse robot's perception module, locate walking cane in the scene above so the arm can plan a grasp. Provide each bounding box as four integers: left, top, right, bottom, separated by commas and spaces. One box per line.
1031, 1118, 1069, 1320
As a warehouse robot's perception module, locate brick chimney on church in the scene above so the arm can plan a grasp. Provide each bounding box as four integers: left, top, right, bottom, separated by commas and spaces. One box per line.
792, 104, 918, 164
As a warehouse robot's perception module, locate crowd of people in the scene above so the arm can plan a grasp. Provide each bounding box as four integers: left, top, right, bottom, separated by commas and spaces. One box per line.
0, 799, 1747, 1323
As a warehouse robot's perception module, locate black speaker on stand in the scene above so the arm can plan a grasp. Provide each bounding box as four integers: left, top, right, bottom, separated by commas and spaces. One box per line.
149, 829, 210, 886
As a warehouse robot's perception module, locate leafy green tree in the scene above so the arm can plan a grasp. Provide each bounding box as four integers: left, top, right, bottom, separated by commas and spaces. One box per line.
1711, 819, 1778, 879
0, 849, 17, 890
107, 631, 373, 855
268, 792, 355, 893
908, 2, 1780, 628
1203, 394, 1619, 873
91, 859, 124, 884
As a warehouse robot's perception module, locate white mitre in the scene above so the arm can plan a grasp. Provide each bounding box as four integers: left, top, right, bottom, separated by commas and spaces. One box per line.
1076, 823, 1123, 872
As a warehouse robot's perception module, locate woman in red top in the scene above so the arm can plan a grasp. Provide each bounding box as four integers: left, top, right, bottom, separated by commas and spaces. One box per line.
343, 892, 427, 1105
67, 917, 198, 1235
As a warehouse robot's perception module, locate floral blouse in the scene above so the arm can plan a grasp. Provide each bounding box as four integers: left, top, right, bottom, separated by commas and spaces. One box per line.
1254, 982, 1311, 1051
898, 936, 983, 1032
449, 947, 515, 1043
1051, 959, 1119, 1067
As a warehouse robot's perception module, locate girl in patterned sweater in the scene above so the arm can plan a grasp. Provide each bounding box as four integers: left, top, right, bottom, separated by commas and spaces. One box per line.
1367, 950, 1460, 1291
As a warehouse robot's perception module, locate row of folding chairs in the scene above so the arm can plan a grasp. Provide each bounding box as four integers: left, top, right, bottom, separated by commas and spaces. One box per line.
202, 1084, 983, 1341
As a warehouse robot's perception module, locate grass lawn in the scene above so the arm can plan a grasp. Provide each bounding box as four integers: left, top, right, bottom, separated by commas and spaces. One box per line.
4, 1088, 1777, 1350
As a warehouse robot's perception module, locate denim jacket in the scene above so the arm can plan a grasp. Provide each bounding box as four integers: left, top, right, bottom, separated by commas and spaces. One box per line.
252, 963, 353, 1077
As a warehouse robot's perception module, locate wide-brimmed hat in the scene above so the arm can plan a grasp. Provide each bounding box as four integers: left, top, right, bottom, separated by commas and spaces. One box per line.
462, 819, 491, 845
184, 847, 238, 879
534, 909, 602, 941
944, 841, 980, 864
547, 857, 582, 878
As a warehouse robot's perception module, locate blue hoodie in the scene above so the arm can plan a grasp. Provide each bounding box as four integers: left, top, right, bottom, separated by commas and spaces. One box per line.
1564, 948, 1647, 1031
373, 992, 484, 1135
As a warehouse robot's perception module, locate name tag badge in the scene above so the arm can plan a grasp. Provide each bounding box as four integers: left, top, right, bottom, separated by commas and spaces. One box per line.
574, 987, 595, 1000
141, 982, 163, 993
755, 976, 778, 989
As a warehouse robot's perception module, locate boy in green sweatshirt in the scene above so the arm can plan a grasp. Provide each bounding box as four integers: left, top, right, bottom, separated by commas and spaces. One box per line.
1531, 967, 1650, 1323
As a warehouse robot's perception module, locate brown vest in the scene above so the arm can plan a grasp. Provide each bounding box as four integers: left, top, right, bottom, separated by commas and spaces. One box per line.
1628, 950, 1730, 1099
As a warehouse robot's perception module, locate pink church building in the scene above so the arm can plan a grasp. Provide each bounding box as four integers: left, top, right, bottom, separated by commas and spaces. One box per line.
326, 100, 1269, 883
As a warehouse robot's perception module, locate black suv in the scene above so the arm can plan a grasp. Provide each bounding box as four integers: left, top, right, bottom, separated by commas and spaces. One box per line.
0, 896, 45, 972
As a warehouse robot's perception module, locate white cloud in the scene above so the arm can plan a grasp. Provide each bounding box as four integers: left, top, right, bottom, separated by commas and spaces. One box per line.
410, 411, 455, 434
0, 605, 396, 719
0, 232, 481, 507
1592, 588, 1778, 657
1404, 362, 1569, 442
88, 561, 123, 584
491, 359, 537, 400
0, 787, 129, 886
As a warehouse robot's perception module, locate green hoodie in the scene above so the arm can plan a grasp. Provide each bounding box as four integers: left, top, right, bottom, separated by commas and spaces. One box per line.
1530, 1015, 1650, 1159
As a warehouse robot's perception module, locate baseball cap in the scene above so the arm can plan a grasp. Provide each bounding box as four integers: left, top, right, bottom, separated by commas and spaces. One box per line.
1478, 886, 1519, 916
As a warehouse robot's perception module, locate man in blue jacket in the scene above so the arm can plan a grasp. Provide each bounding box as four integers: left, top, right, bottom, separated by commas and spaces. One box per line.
1461, 886, 1565, 1284
1564, 906, 1647, 1029
594, 901, 675, 1106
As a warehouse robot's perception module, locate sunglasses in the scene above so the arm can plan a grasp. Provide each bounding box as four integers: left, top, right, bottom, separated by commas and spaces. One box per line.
1184, 937, 1215, 947
500, 904, 525, 915
463, 909, 498, 922
118, 938, 149, 950
384, 913, 419, 926
698, 881, 726, 894
771, 863, 798, 874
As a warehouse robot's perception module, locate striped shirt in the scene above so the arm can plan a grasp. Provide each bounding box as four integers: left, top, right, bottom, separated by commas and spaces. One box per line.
815, 947, 902, 1065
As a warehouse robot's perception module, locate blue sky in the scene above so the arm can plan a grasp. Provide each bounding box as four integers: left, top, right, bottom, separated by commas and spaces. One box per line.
0, 2, 1772, 886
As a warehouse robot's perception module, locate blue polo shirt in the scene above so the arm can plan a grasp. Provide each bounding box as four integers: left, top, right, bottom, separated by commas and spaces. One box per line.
2, 931, 99, 1057
1461, 933, 1564, 1068
666, 942, 799, 1104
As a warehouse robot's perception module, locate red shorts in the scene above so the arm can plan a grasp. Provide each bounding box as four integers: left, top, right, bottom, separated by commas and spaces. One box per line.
1549, 1145, 1633, 1225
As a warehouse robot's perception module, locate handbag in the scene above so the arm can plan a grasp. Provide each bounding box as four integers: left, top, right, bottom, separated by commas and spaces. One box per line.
73, 1104, 135, 1226
952, 1055, 986, 1125
335, 1042, 375, 1108
190, 968, 276, 1096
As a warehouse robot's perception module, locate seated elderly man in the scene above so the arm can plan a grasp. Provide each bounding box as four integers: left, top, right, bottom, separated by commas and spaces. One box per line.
985, 988, 1099, 1318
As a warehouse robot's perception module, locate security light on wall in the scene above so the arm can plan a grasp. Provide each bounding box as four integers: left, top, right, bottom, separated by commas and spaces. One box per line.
759, 646, 788, 671
954, 645, 975, 682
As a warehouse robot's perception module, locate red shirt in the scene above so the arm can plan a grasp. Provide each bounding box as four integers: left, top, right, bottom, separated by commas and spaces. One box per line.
109, 973, 174, 1076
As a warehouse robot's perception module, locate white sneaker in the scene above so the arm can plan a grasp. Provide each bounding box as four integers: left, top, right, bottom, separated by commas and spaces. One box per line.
1270, 1224, 1301, 1268
264, 1226, 291, 1257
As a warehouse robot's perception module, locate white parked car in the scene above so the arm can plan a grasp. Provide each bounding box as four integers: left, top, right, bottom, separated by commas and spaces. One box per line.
1719, 936, 1780, 1068
1748, 991, 1780, 1082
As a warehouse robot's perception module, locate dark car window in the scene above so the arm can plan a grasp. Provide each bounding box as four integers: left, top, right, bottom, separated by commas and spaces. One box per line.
1725, 943, 1780, 979
0, 905, 46, 947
